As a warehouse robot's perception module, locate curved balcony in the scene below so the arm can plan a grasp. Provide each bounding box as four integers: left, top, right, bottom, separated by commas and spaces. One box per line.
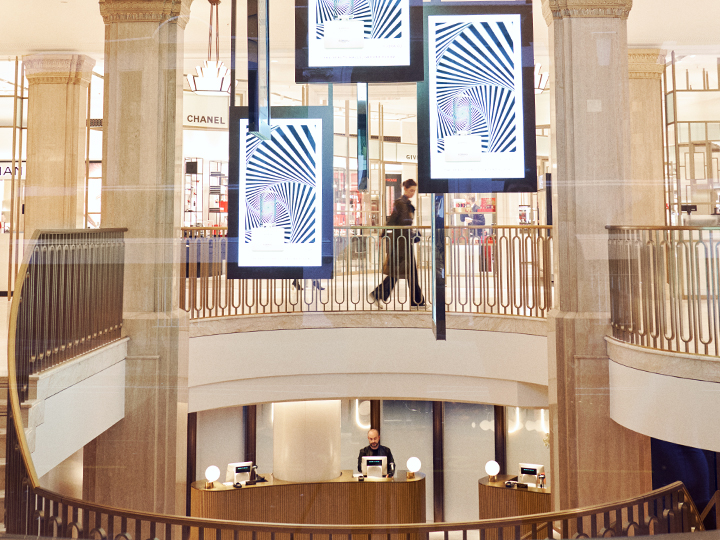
607, 226, 720, 357
606, 226, 720, 453
4, 228, 717, 538
181, 225, 553, 320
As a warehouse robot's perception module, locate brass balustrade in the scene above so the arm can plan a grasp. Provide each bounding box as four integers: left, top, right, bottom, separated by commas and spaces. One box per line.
8, 481, 705, 540
6, 228, 127, 534
181, 226, 553, 319
4, 228, 709, 539
607, 226, 720, 357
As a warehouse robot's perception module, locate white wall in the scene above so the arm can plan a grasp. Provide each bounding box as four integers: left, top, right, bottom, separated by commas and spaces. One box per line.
31, 340, 127, 478
189, 327, 548, 412
609, 361, 720, 452
505, 407, 551, 485
444, 402, 496, 522
382, 400, 434, 521
196, 406, 244, 482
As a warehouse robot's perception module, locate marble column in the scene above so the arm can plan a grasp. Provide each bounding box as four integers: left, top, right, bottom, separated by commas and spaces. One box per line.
542, 0, 653, 510
24, 53, 95, 235
85, 0, 193, 516
629, 49, 667, 225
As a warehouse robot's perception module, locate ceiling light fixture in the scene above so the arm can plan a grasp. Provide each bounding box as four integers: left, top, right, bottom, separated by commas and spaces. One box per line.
187, 0, 231, 96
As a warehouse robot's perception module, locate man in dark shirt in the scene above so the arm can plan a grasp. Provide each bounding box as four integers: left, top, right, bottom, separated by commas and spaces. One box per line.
460, 196, 485, 239
357, 429, 395, 477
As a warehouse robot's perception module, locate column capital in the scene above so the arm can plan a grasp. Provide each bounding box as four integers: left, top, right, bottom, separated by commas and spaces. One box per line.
99, 0, 193, 29
542, 0, 632, 25
628, 48, 666, 80
23, 54, 96, 86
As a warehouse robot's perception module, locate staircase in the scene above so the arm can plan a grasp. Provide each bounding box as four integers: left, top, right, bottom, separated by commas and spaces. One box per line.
0, 374, 38, 532
0, 374, 7, 531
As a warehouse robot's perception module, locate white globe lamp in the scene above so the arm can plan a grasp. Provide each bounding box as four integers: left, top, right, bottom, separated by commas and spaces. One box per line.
485, 460, 500, 482
205, 465, 221, 489
406, 457, 421, 479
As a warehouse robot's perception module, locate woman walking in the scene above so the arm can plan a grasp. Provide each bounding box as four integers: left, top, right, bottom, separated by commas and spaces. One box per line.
368, 179, 425, 309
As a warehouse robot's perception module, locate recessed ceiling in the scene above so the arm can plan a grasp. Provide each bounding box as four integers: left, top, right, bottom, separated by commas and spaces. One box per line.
3, 0, 720, 84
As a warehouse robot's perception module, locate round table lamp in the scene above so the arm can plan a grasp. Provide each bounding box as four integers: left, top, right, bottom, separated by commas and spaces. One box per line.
406, 457, 421, 479
485, 460, 500, 482
205, 465, 221, 489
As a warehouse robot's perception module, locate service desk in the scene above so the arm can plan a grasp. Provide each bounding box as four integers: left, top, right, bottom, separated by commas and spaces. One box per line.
191, 470, 426, 526
478, 475, 551, 539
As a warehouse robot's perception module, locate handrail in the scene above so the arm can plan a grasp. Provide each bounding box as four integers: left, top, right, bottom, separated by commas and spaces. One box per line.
181, 225, 553, 319
607, 226, 720, 231
607, 225, 720, 357
4, 229, 706, 539
6, 228, 127, 533
700, 491, 720, 530
15, 481, 704, 539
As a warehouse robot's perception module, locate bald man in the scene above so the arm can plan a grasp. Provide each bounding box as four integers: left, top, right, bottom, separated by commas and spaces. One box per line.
357, 429, 395, 477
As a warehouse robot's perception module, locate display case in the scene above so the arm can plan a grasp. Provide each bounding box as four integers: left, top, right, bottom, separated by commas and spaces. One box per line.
208, 160, 229, 226
184, 158, 203, 226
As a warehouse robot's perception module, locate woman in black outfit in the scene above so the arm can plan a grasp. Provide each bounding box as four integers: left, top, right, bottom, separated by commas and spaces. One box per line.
368, 179, 425, 309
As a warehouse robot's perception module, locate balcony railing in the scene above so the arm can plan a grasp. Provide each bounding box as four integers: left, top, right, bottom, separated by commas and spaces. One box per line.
181, 226, 553, 320
607, 226, 720, 357
10, 481, 706, 540
3, 227, 712, 539
6, 228, 127, 533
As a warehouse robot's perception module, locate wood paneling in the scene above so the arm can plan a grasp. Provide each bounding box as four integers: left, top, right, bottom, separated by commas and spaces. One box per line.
186, 412, 197, 516
493, 406, 506, 475
244, 405, 256, 465
191, 470, 425, 534
433, 401, 444, 522
371, 400, 381, 432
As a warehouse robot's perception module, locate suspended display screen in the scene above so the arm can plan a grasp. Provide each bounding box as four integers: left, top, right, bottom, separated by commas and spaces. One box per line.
227, 106, 334, 279
417, 1, 537, 194
295, 0, 423, 83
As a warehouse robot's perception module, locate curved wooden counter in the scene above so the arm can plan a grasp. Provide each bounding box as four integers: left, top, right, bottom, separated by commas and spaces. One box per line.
478, 475, 551, 540
191, 470, 426, 525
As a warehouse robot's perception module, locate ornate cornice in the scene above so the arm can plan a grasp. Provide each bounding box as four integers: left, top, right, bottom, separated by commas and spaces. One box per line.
628, 48, 666, 80
542, 0, 632, 23
23, 54, 96, 86
99, 0, 194, 29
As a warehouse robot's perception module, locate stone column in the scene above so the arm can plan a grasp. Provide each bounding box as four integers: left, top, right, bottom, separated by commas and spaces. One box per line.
629, 49, 666, 225
542, 0, 653, 510
24, 54, 95, 235
86, 0, 193, 516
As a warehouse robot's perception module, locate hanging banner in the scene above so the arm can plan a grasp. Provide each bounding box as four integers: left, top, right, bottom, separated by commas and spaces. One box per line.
417, 1, 537, 194
227, 106, 334, 279
295, 0, 423, 83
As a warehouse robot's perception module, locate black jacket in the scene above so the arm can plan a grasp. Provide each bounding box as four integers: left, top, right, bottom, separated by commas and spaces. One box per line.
383, 196, 416, 279
461, 204, 485, 226
357, 444, 396, 476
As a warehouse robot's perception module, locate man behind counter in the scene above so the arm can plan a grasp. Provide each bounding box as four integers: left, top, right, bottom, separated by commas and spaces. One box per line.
357, 428, 395, 477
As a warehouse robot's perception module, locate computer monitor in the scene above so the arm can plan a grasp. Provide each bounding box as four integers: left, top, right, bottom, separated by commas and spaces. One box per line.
361, 455, 387, 478
226, 461, 253, 484
518, 463, 544, 486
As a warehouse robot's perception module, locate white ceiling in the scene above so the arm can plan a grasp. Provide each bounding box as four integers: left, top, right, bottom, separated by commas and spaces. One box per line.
3, 0, 720, 89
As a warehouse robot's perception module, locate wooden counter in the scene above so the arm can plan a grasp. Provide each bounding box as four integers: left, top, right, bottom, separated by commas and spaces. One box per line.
191, 470, 425, 526
478, 475, 551, 539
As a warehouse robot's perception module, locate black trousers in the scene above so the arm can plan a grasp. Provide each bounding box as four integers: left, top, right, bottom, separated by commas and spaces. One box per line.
372, 258, 424, 306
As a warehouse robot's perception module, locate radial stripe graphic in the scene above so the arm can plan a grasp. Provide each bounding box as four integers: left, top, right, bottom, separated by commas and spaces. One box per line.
314, 0, 403, 39
244, 124, 318, 244
434, 19, 518, 155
